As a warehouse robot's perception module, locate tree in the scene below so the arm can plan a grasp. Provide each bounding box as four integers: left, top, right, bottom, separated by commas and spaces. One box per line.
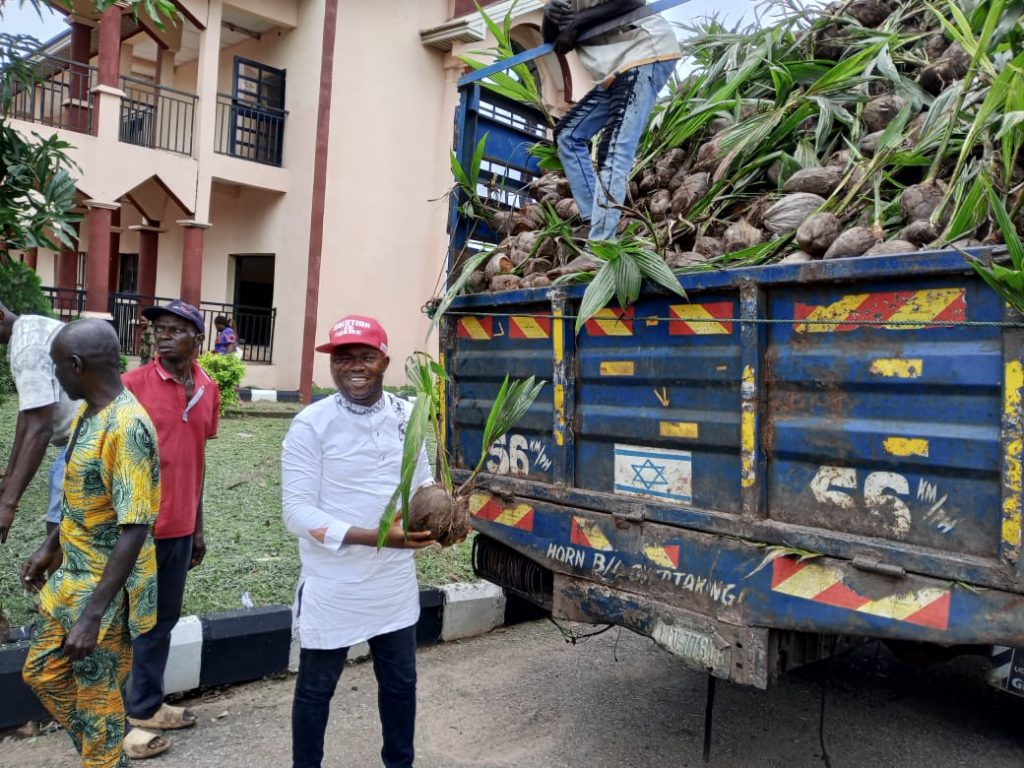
0, 0, 177, 263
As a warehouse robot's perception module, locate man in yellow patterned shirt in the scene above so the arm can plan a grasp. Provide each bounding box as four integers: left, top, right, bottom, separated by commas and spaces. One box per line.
21, 319, 162, 768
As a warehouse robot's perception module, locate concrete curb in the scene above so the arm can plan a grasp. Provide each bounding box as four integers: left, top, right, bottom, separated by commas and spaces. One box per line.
0, 581, 513, 731
238, 388, 330, 404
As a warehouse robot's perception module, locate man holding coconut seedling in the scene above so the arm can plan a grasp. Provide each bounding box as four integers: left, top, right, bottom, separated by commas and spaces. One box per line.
544, 0, 681, 274
281, 315, 436, 768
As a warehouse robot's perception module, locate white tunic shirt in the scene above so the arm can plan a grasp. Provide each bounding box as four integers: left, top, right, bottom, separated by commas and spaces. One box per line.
281, 391, 433, 649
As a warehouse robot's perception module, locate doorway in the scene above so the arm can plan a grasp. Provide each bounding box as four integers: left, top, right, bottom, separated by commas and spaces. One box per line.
231, 253, 275, 348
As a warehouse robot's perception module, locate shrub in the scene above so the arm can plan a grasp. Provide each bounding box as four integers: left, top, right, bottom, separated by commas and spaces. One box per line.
198, 351, 246, 415
0, 262, 54, 399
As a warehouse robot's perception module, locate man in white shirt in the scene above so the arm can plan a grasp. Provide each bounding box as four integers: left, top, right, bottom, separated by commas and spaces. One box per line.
545, 0, 681, 274
0, 301, 76, 544
281, 314, 435, 768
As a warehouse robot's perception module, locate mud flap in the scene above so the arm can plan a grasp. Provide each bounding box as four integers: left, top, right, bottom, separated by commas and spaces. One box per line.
989, 645, 1024, 697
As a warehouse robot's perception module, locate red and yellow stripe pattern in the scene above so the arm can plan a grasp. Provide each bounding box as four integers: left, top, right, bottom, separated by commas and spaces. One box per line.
457, 316, 494, 341
584, 307, 635, 337
643, 544, 681, 569
794, 288, 966, 333
669, 301, 734, 335
509, 314, 551, 340
771, 557, 951, 630
570, 516, 613, 551
468, 493, 534, 532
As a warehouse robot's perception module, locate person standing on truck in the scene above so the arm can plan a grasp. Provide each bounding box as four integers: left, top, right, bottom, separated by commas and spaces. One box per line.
281, 314, 436, 768
0, 300, 76, 545
121, 300, 219, 759
544, 0, 681, 275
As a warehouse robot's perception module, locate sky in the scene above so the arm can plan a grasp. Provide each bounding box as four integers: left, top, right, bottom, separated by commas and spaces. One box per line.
0, 0, 765, 43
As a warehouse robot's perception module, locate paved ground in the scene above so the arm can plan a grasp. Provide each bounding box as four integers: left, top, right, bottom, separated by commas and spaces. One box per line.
3, 620, 1024, 768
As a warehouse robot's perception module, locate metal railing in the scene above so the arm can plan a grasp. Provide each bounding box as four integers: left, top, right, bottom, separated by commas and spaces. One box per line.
119, 75, 197, 155
214, 93, 286, 167
41, 287, 87, 321
109, 293, 277, 363
3, 50, 96, 134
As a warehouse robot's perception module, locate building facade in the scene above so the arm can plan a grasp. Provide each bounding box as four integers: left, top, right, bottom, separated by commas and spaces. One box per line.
6, 0, 585, 392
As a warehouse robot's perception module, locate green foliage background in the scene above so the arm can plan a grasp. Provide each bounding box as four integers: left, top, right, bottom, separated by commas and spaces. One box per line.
198, 351, 247, 414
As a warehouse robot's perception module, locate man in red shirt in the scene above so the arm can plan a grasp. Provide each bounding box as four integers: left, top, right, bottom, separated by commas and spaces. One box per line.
120, 299, 220, 758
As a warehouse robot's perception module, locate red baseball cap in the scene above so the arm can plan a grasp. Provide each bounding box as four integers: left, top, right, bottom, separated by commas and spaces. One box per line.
315, 315, 389, 355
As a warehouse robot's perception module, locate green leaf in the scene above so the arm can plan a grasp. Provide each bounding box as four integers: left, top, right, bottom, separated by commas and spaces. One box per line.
575, 260, 617, 333
987, 181, 1024, 271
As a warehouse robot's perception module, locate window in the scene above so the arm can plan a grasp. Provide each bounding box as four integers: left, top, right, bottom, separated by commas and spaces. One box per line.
229, 58, 286, 166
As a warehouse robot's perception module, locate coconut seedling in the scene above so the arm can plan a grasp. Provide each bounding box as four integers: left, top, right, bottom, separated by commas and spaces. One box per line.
377, 353, 546, 548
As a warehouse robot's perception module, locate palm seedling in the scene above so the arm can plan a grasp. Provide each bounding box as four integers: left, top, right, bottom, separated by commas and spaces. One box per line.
377, 353, 545, 548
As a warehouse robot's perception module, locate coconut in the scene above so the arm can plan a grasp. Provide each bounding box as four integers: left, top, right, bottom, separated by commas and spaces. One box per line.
523, 205, 546, 230
521, 273, 552, 289
511, 213, 537, 234
492, 210, 515, 236
862, 94, 907, 133
694, 236, 724, 258
826, 150, 852, 167
723, 220, 763, 253
918, 42, 970, 95
823, 226, 882, 259
859, 131, 884, 157
779, 251, 814, 264
693, 138, 724, 173
682, 172, 710, 200
649, 189, 673, 219
524, 257, 553, 275
490, 274, 523, 291
528, 173, 570, 200
796, 212, 841, 255
534, 237, 557, 262
555, 197, 579, 220
900, 219, 939, 245
708, 116, 733, 134
628, 181, 639, 203
812, 23, 849, 61
766, 159, 783, 187
764, 193, 826, 235
924, 33, 948, 61
513, 231, 540, 261
900, 180, 948, 222
466, 270, 489, 294
783, 166, 844, 196
407, 485, 471, 548
638, 169, 660, 195
655, 148, 686, 183
864, 239, 918, 257
484, 251, 514, 279
670, 185, 694, 217
666, 250, 708, 269
846, 0, 893, 27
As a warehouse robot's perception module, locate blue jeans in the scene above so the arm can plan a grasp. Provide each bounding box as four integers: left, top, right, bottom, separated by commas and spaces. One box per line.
46, 450, 66, 524
555, 60, 677, 242
292, 624, 417, 768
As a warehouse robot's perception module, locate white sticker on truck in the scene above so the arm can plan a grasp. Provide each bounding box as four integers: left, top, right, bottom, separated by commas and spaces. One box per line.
614, 444, 692, 504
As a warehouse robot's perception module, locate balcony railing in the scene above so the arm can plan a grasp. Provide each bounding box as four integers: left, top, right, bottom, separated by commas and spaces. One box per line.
109, 293, 277, 363
119, 75, 197, 155
41, 287, 87, 321
214, 93, 286, 167
3, 50, 96, 134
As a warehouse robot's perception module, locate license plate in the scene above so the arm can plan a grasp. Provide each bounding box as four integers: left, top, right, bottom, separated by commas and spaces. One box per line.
652, 620, 730, 674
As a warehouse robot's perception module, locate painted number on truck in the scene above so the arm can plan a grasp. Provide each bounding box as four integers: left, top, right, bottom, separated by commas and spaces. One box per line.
810, 465, 912, 538
485, 434, 552, 476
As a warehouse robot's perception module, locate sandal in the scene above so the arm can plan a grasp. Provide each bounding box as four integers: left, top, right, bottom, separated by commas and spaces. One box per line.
128, 703, 197, 730
123, 728, 170, 760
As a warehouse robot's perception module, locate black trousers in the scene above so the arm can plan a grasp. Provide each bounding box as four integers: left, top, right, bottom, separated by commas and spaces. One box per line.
125, 534, 192, 720
292, 624, 417, 768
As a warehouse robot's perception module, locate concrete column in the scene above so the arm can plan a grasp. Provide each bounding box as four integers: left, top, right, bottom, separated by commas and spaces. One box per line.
178, 220, 211, 307
66, 18, 94, 133
191, 0, 223, 221
84, 201, 119, 316
23, 249, 38, 270
108, 208, 122, 295
131, 224, 163, 304
56, 246, 79, 291
92, 5, 125, 141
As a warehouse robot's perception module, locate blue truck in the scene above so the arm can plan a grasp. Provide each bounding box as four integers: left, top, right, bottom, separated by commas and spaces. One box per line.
442, 61, 1024, 696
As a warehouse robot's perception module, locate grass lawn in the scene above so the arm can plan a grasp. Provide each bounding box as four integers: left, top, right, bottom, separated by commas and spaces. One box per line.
0, 396, 474, 631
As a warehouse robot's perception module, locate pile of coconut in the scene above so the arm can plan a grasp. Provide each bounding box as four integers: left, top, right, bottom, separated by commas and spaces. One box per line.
455, 0, 1024, 295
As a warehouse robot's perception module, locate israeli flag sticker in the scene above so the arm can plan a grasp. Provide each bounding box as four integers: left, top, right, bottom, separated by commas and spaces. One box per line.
614, 444, 693, 504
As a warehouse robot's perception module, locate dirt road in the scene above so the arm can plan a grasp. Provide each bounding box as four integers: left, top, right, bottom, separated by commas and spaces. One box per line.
3, 620, 1024, 767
